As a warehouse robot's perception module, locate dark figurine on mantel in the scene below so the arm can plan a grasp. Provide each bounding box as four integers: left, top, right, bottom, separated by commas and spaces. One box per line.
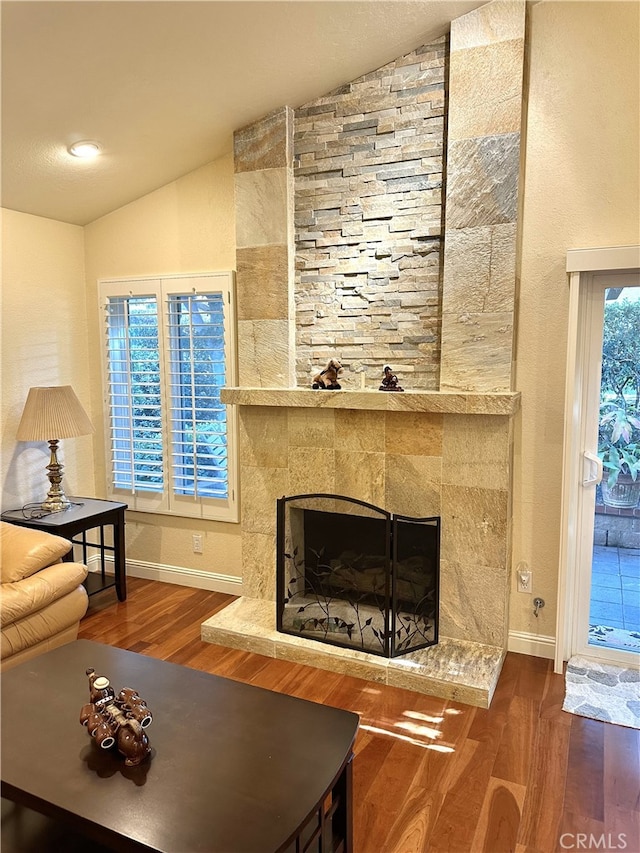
312, 358, 343, 390
79, 668, 153, 766
379, 365, 404, 392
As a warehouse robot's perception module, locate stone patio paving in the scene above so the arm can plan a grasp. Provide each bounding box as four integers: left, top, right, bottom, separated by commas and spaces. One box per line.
590, 545, 640, 652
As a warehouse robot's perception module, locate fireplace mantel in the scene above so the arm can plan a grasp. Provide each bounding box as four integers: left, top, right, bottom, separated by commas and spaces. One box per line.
222, 387, 521, 416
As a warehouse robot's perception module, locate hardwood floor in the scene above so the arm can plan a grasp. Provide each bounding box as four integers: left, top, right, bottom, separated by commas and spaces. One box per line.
79, 578, 640, 853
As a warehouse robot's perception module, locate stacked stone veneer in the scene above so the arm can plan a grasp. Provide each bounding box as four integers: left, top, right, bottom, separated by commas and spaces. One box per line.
294, 38, 447, 390
233, 1, 526, 395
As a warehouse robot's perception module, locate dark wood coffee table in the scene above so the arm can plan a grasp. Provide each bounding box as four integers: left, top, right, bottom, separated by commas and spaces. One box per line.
1, 640, 358, 852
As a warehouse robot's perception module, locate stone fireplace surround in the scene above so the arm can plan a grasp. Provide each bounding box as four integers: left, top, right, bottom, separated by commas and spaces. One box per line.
201, 1, 525, 708
201, 391, 518, 707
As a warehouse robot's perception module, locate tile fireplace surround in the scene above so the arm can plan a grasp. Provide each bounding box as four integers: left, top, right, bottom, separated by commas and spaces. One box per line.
202, 1, 526, 708
202, 387, 520, 707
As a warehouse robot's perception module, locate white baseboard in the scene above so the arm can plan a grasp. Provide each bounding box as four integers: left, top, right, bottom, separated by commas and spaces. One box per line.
87, 555, 243, 596
508, 630, 556, 659
86, 556, 551, 653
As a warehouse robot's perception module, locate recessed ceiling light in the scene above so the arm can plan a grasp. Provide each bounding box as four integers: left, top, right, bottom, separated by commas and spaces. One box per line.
68, 140, 101, 159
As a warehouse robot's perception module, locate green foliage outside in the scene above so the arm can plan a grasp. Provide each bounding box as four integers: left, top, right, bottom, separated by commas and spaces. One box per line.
598, 295, 640, 486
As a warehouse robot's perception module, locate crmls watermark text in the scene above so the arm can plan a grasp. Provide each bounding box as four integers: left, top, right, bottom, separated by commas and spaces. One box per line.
559, 833, 628, 850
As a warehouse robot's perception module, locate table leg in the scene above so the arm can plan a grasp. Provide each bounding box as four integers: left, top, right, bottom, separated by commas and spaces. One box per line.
330, 752, 353, 853
99, 526, 106, 583
114, 512, 127, 602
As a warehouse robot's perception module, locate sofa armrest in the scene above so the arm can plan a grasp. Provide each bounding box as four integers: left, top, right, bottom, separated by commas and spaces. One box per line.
0, 522, 72, 583
0, 561, 88, 626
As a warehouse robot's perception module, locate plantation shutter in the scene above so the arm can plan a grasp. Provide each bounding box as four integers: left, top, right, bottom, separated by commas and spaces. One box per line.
167, 292, 229, 499
105, 294, 164, 496
100, 273, 238, 522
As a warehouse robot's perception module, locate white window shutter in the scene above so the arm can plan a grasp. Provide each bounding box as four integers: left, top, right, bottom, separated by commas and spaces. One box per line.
99, 273, 238, 522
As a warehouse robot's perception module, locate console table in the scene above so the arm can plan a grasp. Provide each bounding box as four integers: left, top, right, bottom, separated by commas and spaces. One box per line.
1, 498, 128, 602
1, 640, 358, 852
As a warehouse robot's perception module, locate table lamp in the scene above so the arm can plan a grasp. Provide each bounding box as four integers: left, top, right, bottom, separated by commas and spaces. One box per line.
16, 385, 95, 512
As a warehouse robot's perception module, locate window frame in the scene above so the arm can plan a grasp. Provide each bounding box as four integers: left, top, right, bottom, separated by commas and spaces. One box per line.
99, 272, 239, 523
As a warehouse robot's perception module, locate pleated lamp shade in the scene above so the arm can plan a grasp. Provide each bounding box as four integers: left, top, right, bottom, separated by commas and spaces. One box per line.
16, 386, 94, 441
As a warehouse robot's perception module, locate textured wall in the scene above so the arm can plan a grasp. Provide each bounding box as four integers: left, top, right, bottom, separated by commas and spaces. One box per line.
440, 1, 525, 392
1, 209, 95, 510
84, 155, 242, 579
234, 3, 526, 394
234, 108, 296, 388
239, 404, 513, 648
512, 0, 640, 640
230, 1, 526, 651
294, 38, 447, 390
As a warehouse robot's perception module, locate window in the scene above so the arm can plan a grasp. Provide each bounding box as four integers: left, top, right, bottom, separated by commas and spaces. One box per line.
99, 273, 238, 522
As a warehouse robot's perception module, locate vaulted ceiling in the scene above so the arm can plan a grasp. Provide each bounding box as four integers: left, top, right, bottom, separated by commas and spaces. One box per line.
1, 1, 486, 226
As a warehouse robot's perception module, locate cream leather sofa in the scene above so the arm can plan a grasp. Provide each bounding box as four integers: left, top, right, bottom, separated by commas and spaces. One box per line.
1, 521, 89, 671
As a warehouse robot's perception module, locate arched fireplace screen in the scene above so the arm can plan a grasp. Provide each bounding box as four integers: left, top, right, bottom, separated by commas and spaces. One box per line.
276, 494, 440, 658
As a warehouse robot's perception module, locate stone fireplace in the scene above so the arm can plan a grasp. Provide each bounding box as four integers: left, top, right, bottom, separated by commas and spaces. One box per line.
202, 0, 525, 707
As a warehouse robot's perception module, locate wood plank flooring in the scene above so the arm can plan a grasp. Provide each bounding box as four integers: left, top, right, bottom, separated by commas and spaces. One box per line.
79, 578, 640, 853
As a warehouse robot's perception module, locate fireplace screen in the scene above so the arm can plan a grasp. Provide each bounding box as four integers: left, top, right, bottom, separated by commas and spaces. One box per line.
277, 494, 439, 658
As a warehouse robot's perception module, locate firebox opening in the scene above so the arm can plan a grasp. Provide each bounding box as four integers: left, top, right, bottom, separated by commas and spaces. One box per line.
277, 494, 440, 658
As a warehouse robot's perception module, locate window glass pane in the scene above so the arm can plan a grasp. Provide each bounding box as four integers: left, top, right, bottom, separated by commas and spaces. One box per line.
106, 296, 164, 493
168, 293, 228, 499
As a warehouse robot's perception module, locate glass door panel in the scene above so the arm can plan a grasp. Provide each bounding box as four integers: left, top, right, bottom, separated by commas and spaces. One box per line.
588, 284, 640, 657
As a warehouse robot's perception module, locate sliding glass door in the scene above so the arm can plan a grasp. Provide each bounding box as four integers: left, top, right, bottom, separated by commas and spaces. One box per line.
573, 273, 640, 664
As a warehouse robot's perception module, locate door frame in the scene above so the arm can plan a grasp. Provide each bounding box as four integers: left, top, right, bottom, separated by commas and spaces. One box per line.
556, 245, 640, 674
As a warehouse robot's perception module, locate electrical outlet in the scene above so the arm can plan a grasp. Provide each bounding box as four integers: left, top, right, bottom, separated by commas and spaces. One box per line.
192, 533, 203, 554
517, 569, 532, 593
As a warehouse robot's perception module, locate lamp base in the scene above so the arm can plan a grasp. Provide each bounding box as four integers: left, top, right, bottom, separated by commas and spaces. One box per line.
41, 494, 71, 513
42, 439, 72, 513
